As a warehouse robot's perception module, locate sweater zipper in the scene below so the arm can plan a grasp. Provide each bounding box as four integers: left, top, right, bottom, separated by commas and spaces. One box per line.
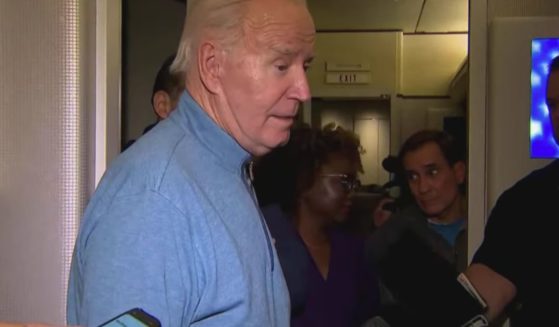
244, 160, 275, 271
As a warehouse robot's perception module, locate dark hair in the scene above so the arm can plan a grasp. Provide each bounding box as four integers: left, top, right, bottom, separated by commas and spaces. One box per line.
253, 123, 363, 214
550, 55, 559, 74
398, 129, 465, 167
151, 54, 184, 106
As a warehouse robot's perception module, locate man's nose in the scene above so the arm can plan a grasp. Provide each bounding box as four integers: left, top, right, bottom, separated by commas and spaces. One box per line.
417, 176, 430, 194
290, 68, 311, 102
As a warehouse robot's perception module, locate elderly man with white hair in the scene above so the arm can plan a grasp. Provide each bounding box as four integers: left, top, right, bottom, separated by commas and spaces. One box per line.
66, 0, 315, 326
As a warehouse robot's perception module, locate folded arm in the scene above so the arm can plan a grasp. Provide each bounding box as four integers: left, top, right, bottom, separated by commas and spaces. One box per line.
465, 263, 517, 322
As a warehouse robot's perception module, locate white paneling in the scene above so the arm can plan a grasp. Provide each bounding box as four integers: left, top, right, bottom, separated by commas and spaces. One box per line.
468, 0, 488, 263
308, 0, 469, 33
392, 97, 462, 148
355, 118, 380, 185
354, 118, 391, 186
0, 0, 85, 324
417, 0, 469, 32
308, 0, 423, 32
449, 59, 468, 103
427, 107, 464, 130
94, 0, 122, 188
399, 102, 427, 140
402, 34, 468, 96
308, 32, 400, 98
0, 0, 120, 323
489, 0, 559, 18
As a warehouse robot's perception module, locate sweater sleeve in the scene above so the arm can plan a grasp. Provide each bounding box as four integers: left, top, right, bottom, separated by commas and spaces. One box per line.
71, 190, 201, 327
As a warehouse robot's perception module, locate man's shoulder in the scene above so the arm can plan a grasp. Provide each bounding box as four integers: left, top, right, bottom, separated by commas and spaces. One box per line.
93, 128, 203, 211
520, 160, 558, 183
503, 160, 559, 198
113, 138, 183, 184
121, 119, 212, 176
488, 161, 559, 222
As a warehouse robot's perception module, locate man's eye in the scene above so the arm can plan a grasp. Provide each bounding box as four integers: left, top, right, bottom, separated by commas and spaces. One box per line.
407, 173, 418, 181
276, 64, 288, 72
428, 168, 439, 176
303, 64, 311, 72
340, 177, 351, 185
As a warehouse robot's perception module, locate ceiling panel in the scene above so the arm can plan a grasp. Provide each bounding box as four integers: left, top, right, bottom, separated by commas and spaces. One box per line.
179, 0, 469, 33
416, 0, 469, 32
308, 0, 424, 32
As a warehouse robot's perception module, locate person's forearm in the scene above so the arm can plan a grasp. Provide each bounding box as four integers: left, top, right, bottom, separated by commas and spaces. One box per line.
465, 263, 517, 321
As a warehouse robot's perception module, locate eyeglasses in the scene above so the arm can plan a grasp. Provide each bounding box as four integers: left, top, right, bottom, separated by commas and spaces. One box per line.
320, 173, 361, 192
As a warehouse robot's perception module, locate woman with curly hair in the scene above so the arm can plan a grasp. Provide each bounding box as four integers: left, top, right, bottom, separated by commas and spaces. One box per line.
254, 123, 380, 327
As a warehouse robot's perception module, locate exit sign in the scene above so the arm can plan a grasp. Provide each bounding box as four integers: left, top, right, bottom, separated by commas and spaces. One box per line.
325, 72, 370, 84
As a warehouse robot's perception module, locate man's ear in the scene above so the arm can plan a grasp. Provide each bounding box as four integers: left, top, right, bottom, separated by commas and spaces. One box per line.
453, 161, 466, 185
198, 41, 222, 94
152, 90, 173, 119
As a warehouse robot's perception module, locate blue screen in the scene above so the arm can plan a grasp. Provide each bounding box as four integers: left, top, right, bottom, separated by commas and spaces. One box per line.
530, 38, 559, 158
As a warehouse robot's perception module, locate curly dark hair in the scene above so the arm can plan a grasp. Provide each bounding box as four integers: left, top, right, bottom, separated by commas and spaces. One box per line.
253, 123, 363, 215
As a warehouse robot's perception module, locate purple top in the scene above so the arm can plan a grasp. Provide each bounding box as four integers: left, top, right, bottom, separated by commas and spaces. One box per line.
292, 230, 380, 327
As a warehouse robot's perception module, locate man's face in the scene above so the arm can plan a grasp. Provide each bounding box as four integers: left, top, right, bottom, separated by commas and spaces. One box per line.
216, 0, 315, 156
403, 141, 465, 221
546, 69, 559, 145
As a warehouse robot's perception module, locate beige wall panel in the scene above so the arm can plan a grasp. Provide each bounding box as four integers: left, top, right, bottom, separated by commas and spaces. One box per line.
308, 32, 401, 98
402, 34, 468, 96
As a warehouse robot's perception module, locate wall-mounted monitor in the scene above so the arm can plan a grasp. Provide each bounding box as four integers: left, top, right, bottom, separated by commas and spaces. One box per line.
488, 17, 559, 207
530, 38, 559, 158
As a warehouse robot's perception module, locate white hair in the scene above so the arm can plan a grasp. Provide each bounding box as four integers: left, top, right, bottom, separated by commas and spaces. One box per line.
170, 0, 308, 76
170, 0, 249, 75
